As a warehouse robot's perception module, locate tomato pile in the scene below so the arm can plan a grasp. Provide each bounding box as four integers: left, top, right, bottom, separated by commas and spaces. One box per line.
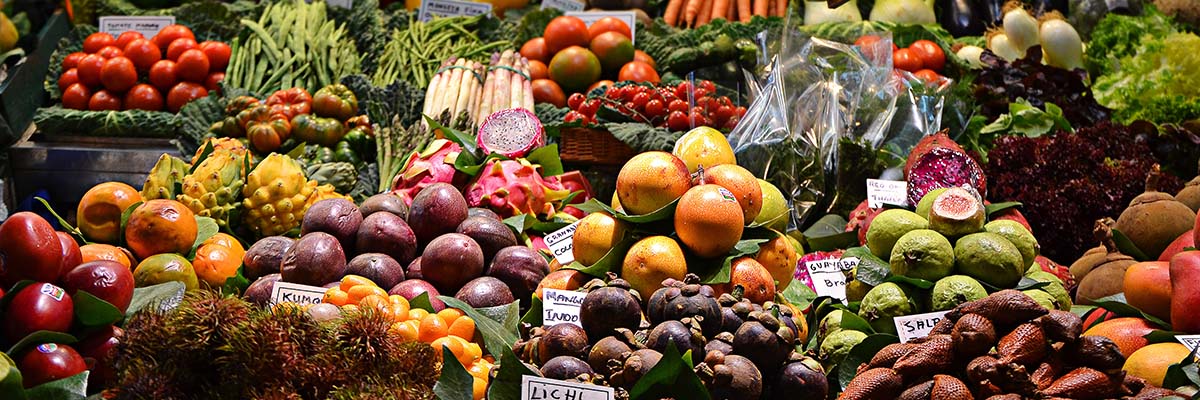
523, 16, 659, 107
563, 80, 746, 131
854, 36, 947, 82
57, 25, 231, 113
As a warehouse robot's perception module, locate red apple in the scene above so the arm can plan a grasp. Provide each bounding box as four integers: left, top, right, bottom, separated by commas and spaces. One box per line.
1171, 250, 1200, 333
1159, 229, 1195, 262
0, 212, 65, 287
18, 343, 87, 388
3, 282, 75, 342
62, 260, 134, 313
56, 232, 82, 282
75, 325, 122, 388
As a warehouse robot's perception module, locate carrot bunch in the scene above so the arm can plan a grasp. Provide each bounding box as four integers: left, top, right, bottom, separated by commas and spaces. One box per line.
664, 0, 788, 27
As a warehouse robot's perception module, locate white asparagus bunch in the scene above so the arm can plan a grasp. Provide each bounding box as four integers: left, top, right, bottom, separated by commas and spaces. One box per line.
421, 56, 486, 128
475, 50, 535, 124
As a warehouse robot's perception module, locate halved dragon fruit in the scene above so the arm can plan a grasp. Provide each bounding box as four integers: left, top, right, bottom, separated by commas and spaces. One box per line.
465, 159, 557, 217
477, 108, 545, 158
904, 131, 987, 206
391, 139, 466, 205
544, 171, 595, 204
796, 250, 846, 292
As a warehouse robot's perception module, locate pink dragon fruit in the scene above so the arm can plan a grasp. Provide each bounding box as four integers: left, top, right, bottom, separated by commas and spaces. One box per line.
465, 159, 567, 217
544, 171, 594, 204
845, 200, 884, 246
904, 131, 987, 206
391, 139, 466, 205
477, 108, 545, 158
796, 250, 846, 292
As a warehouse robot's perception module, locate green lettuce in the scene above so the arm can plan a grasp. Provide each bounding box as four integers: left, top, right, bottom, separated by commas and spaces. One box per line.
1085, 6, 1178, 77
1093, 32, 1200, 124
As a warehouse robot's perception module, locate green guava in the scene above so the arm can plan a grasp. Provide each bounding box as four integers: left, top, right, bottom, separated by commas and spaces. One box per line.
819, 329, 868, 368
985, 220, 1040, 268
866, 209, 928, 259
915, 188, 948, 220
930, 275, 988, 311
858, 282, 918, 335
889, 229, 956, 281
954, 232, 1025, 288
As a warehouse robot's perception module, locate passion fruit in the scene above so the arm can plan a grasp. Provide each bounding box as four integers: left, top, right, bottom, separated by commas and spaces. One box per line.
456, 216, 518, 264
421, 233, 485, 294
360, 193, 409, 219
280, 232, 347, 286
454, 276, 515, 308
673, 126, 736, 174
242, 236, 293, 280
675, 185, 744, 258
244, 273, 281, 306
487, 246, 549, 304
622, 236, 688, 300
301, 198, 362, 252
572, 213, 627, 266
701, 164, 763, 224
616, 151, 691, 215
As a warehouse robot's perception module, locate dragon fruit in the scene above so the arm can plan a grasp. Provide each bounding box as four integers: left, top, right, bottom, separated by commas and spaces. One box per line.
544, 171, 594, 204
178, 150, 245, 228
796, 250, 846, 291
142, 154, 190, 200
845, 200, 884, 246
391, 139, 466, 205
242, 154, 318, 237
464, 159, 566, 217
191, 137, 248, 164
904, 131, 987, 206
476, 108, 544, 158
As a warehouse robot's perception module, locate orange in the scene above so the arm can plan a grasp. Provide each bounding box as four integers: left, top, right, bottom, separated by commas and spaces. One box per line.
755, 234, 799, 291
347, 285, 388, 304
621, 236, 687, 298
418, 313, 449, 343
324, 288, 350, 306
702, 164, 763, 224
358, 294, 390, 312
388, 295, 411, 318
409, 308, 430, 322
467, 359, 491, 379
616, 151, 692, 215
124, 199, 198, 259
202, 233, 244, 253
464, 342, 483, 365
1083, 317, 1159, 357
1124, 261, 1172, 321
77, 182, 143, 243
535, 269, 590, 299
472, 377, 487, 400
674, 184, 744, 258
80, 243, 135, 268
1124, 342, 1192, 387
572, 212, 627, 266
634, 50, 656, 69
193, 240, 245, 287
340, 275, 377, 291
438, 308, 465, 325
392, 320, 420, 342
431, 336, 469, 365
449, 316, 477, 341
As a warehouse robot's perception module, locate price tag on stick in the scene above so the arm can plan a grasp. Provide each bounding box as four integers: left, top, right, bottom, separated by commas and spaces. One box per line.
542, 0, 585, 12
866, 179, 909, 209
270, 282, 327, 306
419, 0, 493, 21
1176, 335, 1200, 358
894, 311, 950, 343
98, 16, 176, 37
544, 221, 581, 265
542, 289, 587, 327
804, 259, 849, 304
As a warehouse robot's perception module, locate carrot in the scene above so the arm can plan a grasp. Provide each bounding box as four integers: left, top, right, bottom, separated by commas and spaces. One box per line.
775, 0, 786, 17
664, 0, 685, 26
753, 0, 768, 17
738, 0, 752, 22
712, 0, 728, 21
685, 0, 702, 27
697, 0, 714, 26
727, 0, 735, 20
767, 0, 775, 16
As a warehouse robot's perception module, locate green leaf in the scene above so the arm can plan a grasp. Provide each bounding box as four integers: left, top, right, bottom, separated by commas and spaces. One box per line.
837, 334, 900, 390
8, 332, 78, 356
984, 202, 1022, 217
72, 291, 123, 327
433, 346, 473, 400
189, 140, 215, 174
126, 281, 186, 320
803, 214, 849, 238
285, 143, 308, 160
629, 343, 710, 400
117, 201, 142, 247
1013, 277, 1050, 291
780, 280, 818, 312
565, 237, 635, 278
884, 274, 934, 290
439, 297, 520, 359
33, 197, 87, 244
454, 151, 508, 176
487, 346, 542, 400
502, 214, 539, 235
526, 144, 564, 176
409, 292, 436, 312
188, 216, 220, 258
520, 295, 543, 326
831, 307, 876, 335
221, 266, 252, 296
426, 115, 478, 155
1145, 329, 1189, 344
698, 239, 769, 285
0, 281, 35, 312
24, 370, 88, 400
572, 198, 679, 224
844, 247, 889, 287
1162, 348, 1199, 390
1111, 228, 1151, 261
1091, 293, 1171, 329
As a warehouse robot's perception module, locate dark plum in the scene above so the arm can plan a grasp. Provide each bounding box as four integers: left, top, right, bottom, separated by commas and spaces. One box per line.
356, 212, 418, 265
346, 253, 405, 289
301, 198, 362, 251
281, 232, 346, 286
242, 236, 293, 280
455, 277, 515, 308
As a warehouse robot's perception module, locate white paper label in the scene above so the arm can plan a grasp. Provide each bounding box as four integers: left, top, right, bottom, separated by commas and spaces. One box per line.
545, 220, 582, 265
542, 0, 586, 12
565, 11, 638, 44
866, 179, 909, 208
270, 282, 327, 306
99, 16, 176, 38
521, 375, 614, 400
894, 311, 951, 343
804, 259, 849, 304
1176, 335, 1200, 354
419, 0, 493, 21
542, 288, 587, 327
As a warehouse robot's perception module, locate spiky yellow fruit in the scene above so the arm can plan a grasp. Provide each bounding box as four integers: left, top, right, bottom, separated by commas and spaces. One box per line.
242, 154, 317, 237
178, 150, 246, 228
142, 154, 189, 200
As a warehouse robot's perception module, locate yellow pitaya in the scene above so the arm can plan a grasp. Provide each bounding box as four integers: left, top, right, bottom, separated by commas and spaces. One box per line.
142, 154, 189, 200
242, 154, 318, 237
178, 150, 246, 228
191, 137, 249, 164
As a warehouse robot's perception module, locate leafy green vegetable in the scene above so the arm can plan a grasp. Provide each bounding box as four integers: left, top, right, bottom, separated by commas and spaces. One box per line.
606, 122, 681, 153
979, 99, 1073, 139
329, 0, 387, 75
1094, 32, 1200, 125
1085, 6, 1178, 78
637, 17, 781, 74
341, 74, 426, 128
34, 107, 183, 138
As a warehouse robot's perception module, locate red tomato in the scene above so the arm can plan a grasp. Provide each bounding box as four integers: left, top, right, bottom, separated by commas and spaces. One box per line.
165, 38, 198, 61
543, 16, 590, 54
633, 50, 656, 70
62, 52, 87, 70
88, 90, 122, 111
531, 79, 566, 107
520, 37, 550, 64
667, 110, 689, 131
123, 38, 161, 72
62, 84, 91, 110
618, 61, 659, 84
908, 40, 946, 72
204, 72, 224, 91
854, 35, 899, 52
528, 60, 548, 80
644, 99, 665, 119
198, 41, 231, 71
83, 33, 115, 54
151, 25, 195, 50
587, 80, 614, 94
114, 31, 144, 50
567, 93, 585, 110
100, 57, 138, 93
76, 54, 106, 88
175, 49, 209, 83
148, 60, 179, 92
166, 82, 207, 112
588, 17, 632, 41
913, 69, 942, 83
892, 48, 924, 72
58, 69, 79, 93
123, 84, 163, 111
96, 46, 123, 59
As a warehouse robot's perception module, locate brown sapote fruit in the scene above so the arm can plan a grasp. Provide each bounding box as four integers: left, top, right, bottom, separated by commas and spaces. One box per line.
1115, 165, 1197, 260
1174, 159, 1200, 213
1076, 222, 1138, 305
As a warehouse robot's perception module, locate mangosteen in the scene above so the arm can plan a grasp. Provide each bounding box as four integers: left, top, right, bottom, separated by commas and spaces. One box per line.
732, 311, 794, 376
537, 324, 589, 365
610, 349, 662, 388
301, 198, 362, 252
701, 354, 763, 400
487, 246, 549, 304
649, 274, 721, 335
457, 216, 518, 264
242, 236, 294, 280
705, 332, 735, 356
360, 193, 409, 219
346, 253, 405, 289
540, 355, 593, 380
646, 320, 705, 357
767, 353, 828, 400
579, 278, 643, 342
588, 336, 634, 376
454, 276, 515, 308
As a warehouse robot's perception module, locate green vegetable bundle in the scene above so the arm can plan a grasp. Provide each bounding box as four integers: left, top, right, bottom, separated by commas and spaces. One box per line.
225, 0, 361, 95
1093, 30, 1200, 125
372, 15, 509, 88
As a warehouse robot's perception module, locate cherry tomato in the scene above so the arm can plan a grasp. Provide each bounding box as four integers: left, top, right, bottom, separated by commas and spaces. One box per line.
123, 38, 161, 72
579, 99, 600, 116
631, 91, 650, 110
667, 110, 690, 131
853, 35, 899, 52
204, 72, 225, 91
564, 110, 587, 124
76, 54, 106, 88
166, 82, 207, 113
699, 80, 716, 94
114, 31, 143, 50
913, 69, 942, 83
83, 32, 116, 54
198, 41, 231, 71
644, 99, 665, 119
892, 48, 924, 72
175, 49, 210, 83
152, 25, 195, 51
58, 68, 80, 93
674, 81, 693, 100
124, 84, 163, 111
88, 90, 122, 111
724, 115, 741, 130
618, 61, 659, 84
587, 17, 632, 41
96, 46, 123, 59
908, 40, 945, 72
148, 60, 179, 92
714, 105, 734, 125
165, 38, 198, 61
667, 99, 688, 114
693, 87, 709, 100
62, 83, 91, 110
567, 93, 586, 110
62, 52, 87, 70
100, 57, 138, 93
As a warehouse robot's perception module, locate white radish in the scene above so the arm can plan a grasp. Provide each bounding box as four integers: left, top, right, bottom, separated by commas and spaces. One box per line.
956, 45, 985, 69
1002, 1, 1039, 53
804, 0, 861, 25
988, 32, 1022, 61
1039, 15, 1083, 70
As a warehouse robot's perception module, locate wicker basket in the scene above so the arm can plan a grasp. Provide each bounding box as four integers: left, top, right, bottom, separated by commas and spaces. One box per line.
559, 127, 637, 166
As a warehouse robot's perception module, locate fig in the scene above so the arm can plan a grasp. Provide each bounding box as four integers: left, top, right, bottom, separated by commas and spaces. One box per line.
421, 233, 485, 294
487, 246, 549, 304
646, 320, 705, 356
242, 236, 293, 280
389, 279, 446, 311
588, 336, 633, 376
75, 325, 121, 388
540, 355, 593, 380
406, 257, 423, 280
18, 343, 86, 388
701, 354, 763, 400
346, 253, 405, 289
538, 323, 589, 365
1116, 166, 1196, 259
244, 273, 282, 306
4, 283, 74, 341
769, 353, 827, 400
360, 193, 409, 219
733, 311, 793, 376
454, 276, 515, 308
281, 232, 347, 286
62, 260, 135, 313
457, 216, 517, 263
407, 183, 469, 245
610, 349, 662, 387
648, 274, 722, 335
468, 207, 502, 220
301, 198, 362, 252
0, 212, 65, 287
356, 212, 418, 265
579, 278, 643, 342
